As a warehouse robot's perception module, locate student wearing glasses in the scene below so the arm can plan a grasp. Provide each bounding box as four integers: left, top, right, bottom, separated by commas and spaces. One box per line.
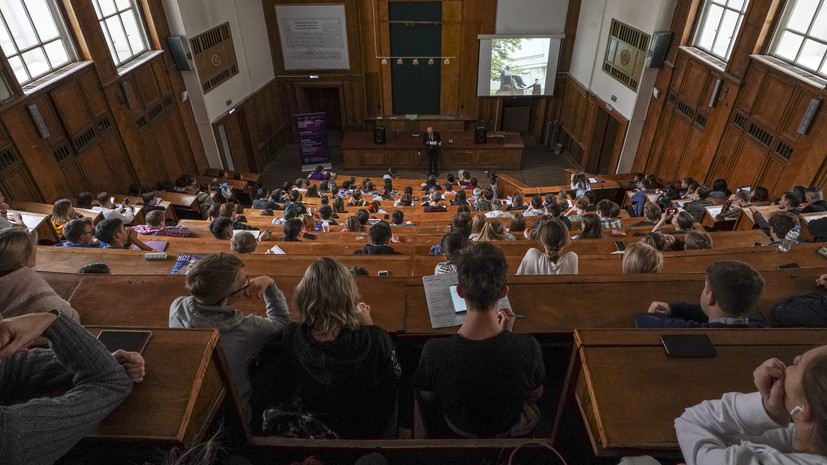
168, 253, 289, 419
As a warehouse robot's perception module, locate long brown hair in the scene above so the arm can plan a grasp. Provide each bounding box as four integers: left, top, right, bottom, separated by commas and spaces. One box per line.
51, 199, 75, 225
803, 354, 827, 455
294, 257, 361, 335
471, 213, 487, 234
0, 227, 37, 275
537, 218, 569, 263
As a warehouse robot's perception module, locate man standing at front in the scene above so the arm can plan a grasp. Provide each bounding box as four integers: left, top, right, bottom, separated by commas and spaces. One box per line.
423, 126, 441, 175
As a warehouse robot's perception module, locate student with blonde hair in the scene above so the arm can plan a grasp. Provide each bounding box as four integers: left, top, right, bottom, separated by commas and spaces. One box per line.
469, 213, 487, 240
231, 231, 258, 254
51, 199, 84, 239
622, 242, 664, 274
517, 218, 578, 275
253, 257, 401, 438
424, 191, 447, 212
474, 220, 515, 242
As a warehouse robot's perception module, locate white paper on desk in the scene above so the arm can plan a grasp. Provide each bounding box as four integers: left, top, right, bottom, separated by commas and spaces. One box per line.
674, 200, 686, 207
378, 209, 387, 214
233, 229, 260, 239
706, 206, 723, 217
589, 177, 598, 183
268, 244, 286, 254
422, 273, 512, 329
804, 213, 827, 223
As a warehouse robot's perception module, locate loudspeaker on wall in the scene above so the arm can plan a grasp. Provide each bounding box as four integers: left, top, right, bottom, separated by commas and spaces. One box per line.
475, 126, 487, 144
374, 126, 386, 144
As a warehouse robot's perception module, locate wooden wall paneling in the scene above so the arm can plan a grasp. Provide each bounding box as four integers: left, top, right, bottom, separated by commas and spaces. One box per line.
679, 59, 709, 105
659, 111, 693, 181
735, 65, 764, 114
707, 126, 740, 184
0, 164, 41, 202
678, 126, 706, 182
751, 73, 795, 130
77, 141, 118, 193
79, 72, 108, 118
50, 79, 94, 135
728, 136, 768, 188
58, 158, 89, 195
99, 130, 136, 188
358, 0, 382, 118
779, 86, 819, 144
377, 0, 393, 116
760, 156, 785, 194
772, 87, 827, 191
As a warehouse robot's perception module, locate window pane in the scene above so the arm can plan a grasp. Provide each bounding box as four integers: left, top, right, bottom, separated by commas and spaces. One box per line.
712, 9, 740, 58
776, 31, 804, 60
787, 0, 819, 34
1, 0, 39, 50
798, 39, 827, 70
122, 10, 146, 55
0, 21, 17, 55
697, 4, 724, 51
811, 5, 827, 41
97, 0, 117, 18
106, 15, 131, 62
43, 38, 68, 67
7, 54, 28, 82
115, 0, 131, 11
22, 46, 49, 78
99, 23, 118, 65
727, 0, 746, 11
24, 0, 59, 41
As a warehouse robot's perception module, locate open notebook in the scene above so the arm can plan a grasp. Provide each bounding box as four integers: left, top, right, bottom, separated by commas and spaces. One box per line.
422, 273, 512, 329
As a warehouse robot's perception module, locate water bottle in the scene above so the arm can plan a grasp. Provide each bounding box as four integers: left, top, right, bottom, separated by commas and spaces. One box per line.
778, 225, 801, 253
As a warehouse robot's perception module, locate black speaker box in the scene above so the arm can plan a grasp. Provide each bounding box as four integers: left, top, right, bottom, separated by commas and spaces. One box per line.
474, 126, 487, 144
374, 126, 386, 144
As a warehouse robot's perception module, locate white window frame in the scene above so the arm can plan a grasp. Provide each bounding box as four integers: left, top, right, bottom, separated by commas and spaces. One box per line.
0, 0, 78, 85
692, 0, 751, 62
92, 0, 151, 68
769, 0, 827, 79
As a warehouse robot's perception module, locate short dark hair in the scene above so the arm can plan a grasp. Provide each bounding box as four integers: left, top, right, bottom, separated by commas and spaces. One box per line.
319, 205, 333, 220
255, 188, 267, 200
76, 192, 93, 208
142, 191, 156, 205
676, 211, 695, 230
96, 192, 110, 205
696, 186, 711, 199
712, 179, 728, 192
483, 188, 493, 200
441, 231, 468, 261
751, 186, 769, 202
186, 253, 244, 304
455, 243, 507, 310
391, 210, 404, 225
706, 260, 764, 317
95, 218, 123, 244
209, 217, 233, 239
596, 199, 615, 217
451, 212, 472, 237
783, 192, 802, 208
768, 210, 800, 239
369, 220, 392, 245
282, 218, 302, 240
356, 209, 369, 225
77, 262, 111, 274
145, 210, 165, 227
643, 202, 662, 221
63, 218, 89, 244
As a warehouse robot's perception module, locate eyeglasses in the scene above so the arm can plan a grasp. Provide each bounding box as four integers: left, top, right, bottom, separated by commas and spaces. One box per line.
81, 230, 93, 236
216, 276, 250, 305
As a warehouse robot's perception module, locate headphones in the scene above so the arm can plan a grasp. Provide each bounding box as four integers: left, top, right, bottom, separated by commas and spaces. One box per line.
790, 405, 806, 416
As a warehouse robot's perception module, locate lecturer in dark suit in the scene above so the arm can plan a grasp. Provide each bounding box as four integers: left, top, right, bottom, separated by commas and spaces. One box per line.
422, 126, 441, 175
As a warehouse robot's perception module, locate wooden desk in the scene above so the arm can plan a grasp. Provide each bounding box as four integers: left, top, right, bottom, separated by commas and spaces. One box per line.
8, 210, 59, 243
342, 131, 524, 170
156, 192, 201, 218
112, 194, 176, 222
204, 168, 260, 184
574, 328, 827, 456
84, 327, 235, 448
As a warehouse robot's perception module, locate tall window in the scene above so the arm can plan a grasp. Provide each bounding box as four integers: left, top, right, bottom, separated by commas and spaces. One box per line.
770, 0, 827, 78
0, 0, 77, 85
693, 0, 750, 62
93, 0, 150, 68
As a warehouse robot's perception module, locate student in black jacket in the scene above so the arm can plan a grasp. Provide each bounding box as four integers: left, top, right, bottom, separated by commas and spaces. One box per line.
353, 221, 400, 255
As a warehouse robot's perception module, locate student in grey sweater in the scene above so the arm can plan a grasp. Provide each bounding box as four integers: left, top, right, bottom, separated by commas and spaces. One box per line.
169, 253, 289, 420
0, 310, 143, 465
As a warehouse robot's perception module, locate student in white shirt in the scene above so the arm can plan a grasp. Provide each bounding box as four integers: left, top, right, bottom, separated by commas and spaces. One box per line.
95, 192, 135, 224
485, 200, 514, 219
516, 218, 578, 275
676, 345, 827, 465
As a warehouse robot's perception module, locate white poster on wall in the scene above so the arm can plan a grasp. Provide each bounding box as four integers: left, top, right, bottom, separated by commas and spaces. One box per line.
275, 4, 350, 70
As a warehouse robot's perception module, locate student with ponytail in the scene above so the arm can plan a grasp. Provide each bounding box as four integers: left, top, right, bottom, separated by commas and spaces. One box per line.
516, 218, 578, 275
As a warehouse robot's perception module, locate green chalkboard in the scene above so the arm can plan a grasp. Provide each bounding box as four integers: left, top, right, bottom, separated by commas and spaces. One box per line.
389, 2, 441, 115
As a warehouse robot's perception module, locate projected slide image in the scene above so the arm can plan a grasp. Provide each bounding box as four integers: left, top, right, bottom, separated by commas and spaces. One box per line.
490, 38, 550, 96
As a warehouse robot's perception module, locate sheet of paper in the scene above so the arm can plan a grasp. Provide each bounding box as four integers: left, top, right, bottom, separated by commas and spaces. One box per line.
422, 273, 512, 329
233, 229, 261, 239
268, 244, 286, 254
706, 206, 723, 217
804, 213, 827, 223
589, 177, 598, 183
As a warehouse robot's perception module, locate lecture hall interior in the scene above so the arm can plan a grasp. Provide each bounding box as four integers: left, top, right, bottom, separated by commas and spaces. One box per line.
1, 0, 827, 464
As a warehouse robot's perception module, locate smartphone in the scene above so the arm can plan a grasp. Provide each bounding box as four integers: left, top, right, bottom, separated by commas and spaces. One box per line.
122, 198, 129, 206
777, 263, 801, 270
449, 285, 466, 314
661, 334, 717, 358
97, 330, 152, 354
753, 241, 763, 247
302, 232, 317, 240
665, 206, 677, 215
384, 214, 390, 220
378, 270, 389, 277
614, 241, 626, 252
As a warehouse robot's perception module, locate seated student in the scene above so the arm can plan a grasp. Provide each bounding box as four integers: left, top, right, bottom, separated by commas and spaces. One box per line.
750, 186, 771, 204
474, 188, 494, 212
523, 195, 545, 217
469, 187, 482, 202
653, 210, 696, 235
96, 193, 136, 224
348, 190, 368, 207
353, 221, 400, 255
378, 185, 394, 201
639, 231, 668, 251
342, 215, 362, 233
414, 243, 545, 437
0, 228, 80, 322
451, 188, 469, 207
170, 253, 288, 418
281, 218, 302, 242
355, 208, 370, 229
252, 257, 400, 438
316, 205, 338, 231
51, 199, 85, 238
682, 181, 700, 199
709, 178, 731, 198
682, 186, 713, 223
767, 210, 803, 246
77, 262, 111, 274
636, 260, 768, 328
95, 218, 153, 251
801, 186, 827, 213
771, 273, 827, 328
474, 221, 515, 242
395, 193, 413, 207
752, 193, 804, 235
133, 210, 192, 237
56, 218, 96, 247
391, 210, 412, 226
421, 175, 443, 192
434, 231, 468, 275
485, 200, 513, 219
629, 178, 656, 217
793, 185, 807, 205
466, 177, 480, 192
684, 229, 714, 250
219, 202, 259, 232
622, 242, 663, 274
137, 191, 165, 214
0, 198, 23, 230
231, 231, 258, 254
308, 165, 326, 181
676, 345, 827, 465
332, 195, 346, 214
0, 312, 145, 465
430, 213, 472, 255
443, 173, 457, 192
76, 191, 94, 209
570, 170, 591, 198
545, 202, 572, 231
383, 167, 398, 179
458, 169, 472, 187
306, 184, 320, 199
299, 214, 315, 233
596, 199, 623, 230
517, 218, 577, 275
573, 213, 603, 239
509, 212, 526, 234
253, 188, 278, 210
424, 191, 447, 213
469, 213, 487, 241
630, 202, 662, 227
507, 194, 527, 211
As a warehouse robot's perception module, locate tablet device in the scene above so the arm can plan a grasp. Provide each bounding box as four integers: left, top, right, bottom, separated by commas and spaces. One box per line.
661, 334, 717, 358
449, 285, 466, 313
737, 186, 751, 193
614, 241, 626, 252
97, 330, 152, 354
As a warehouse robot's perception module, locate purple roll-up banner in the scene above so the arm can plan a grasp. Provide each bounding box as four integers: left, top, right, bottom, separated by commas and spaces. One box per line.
294, 112, 332, 171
